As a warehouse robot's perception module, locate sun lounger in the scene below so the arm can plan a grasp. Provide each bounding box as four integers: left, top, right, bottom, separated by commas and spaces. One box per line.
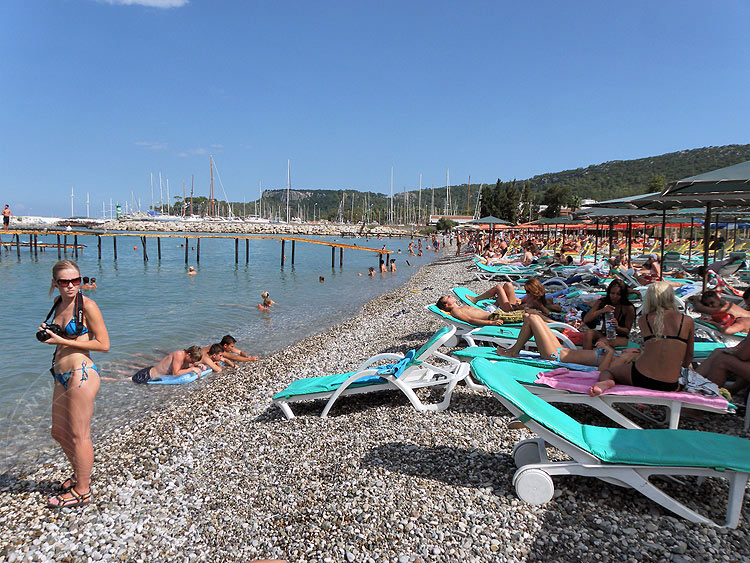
469, 357, 750, 527
272, 326, 469, 419
463, 355, 733, 429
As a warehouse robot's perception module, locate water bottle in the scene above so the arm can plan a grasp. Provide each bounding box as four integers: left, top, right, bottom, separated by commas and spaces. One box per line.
605, 311, 616, 340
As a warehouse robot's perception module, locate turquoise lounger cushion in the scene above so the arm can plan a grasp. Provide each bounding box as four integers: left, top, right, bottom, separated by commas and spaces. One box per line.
272, 372, 385, 399
470, 358, 750, 472
413, 326, 452, 359
454, 347, 597, 372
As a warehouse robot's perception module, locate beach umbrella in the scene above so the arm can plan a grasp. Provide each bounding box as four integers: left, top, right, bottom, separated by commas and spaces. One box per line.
471, 215, 513, 242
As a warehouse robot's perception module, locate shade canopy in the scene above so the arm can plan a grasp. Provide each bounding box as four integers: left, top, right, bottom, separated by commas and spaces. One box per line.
471, 215, 514, 226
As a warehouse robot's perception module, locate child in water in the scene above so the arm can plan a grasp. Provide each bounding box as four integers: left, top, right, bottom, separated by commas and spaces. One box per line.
257, 291, 275, 310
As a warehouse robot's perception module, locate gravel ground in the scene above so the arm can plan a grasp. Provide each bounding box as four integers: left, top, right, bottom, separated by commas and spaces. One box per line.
1, 253, 749, 562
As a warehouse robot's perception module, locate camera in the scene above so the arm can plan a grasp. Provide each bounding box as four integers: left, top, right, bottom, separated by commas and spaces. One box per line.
36, 323, 66, 342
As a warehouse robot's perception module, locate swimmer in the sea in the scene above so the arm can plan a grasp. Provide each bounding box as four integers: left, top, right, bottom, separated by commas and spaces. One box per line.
257, 291, 275, 310
188, 266, 197, 275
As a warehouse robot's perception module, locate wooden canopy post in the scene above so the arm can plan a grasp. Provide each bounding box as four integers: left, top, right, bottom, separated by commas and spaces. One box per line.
593, 220, 599, 264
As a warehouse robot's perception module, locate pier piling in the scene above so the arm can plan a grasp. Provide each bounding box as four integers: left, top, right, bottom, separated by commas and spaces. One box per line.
33, 234, 38, 258
245, 239, 249, 263
331, 246, 335, 268
113, 236, 118, 260
339, 247, 343, 267
57, 235, 61, 259
63, 235, 67, 256
281, 240, 286, 267
97, 236, 101, 260
184, 238, 189, 264
196, 238, 200, 263
157, 237, 161, 260
29, 234, 33, 256
291, 240, 296, 265
74, 235, 78, 259
15, 235, 20, 258
235, 238, 238, 264
141, 236, 148, 261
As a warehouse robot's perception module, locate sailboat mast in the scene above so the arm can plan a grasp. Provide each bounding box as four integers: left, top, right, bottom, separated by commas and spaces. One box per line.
209, 155, 215, 217
286, 159, 291, 223
418, 173, 422, 226
390, 166, 394, 225
190, 175, 194, 216
467, 175, 471, 216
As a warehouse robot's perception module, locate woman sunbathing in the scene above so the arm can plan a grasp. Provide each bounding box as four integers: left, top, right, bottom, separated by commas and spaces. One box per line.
689, 289, 750, 335
497, 312, 638, 369
590, 282, 694, 396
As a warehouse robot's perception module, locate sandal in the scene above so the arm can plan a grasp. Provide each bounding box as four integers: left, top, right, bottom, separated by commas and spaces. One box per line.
48, 487, 91, 509
57, 476, 76, 492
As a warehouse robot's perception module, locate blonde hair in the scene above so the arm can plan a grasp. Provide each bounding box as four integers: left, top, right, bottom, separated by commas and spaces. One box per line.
641, 282, 677, 337
49, 260, 80, 296
261, 291, 269, 299
184, 345, 203, 363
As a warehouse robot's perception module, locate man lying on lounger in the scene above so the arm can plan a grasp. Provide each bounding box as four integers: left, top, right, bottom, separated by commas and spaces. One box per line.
437, 295, 527, 326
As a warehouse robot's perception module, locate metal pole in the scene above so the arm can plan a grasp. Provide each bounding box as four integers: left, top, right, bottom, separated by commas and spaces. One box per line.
689, 218, 694, 263
714, 213, 720, 261
607, 219, 614, 262
659, 208, 666, 280
627, 217, 632, 266
702, 203, 712, 292
594, 220, 599, 264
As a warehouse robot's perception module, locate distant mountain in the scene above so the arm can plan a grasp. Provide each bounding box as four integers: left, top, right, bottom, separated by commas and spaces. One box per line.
185, 144, 750, 221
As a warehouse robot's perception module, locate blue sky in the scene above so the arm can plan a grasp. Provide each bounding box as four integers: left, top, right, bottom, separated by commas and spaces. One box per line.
1, 0, 749, 217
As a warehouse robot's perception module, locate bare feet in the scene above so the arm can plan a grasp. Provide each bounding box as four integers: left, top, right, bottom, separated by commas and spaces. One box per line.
589, 379, 615, 396
496, 346, 520, 358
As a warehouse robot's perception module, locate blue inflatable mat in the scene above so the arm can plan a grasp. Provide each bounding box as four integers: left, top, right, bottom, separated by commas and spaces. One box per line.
147, 368, 213, 385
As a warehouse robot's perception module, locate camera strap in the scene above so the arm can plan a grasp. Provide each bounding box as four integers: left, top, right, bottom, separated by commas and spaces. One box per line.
43, 292, 86, 337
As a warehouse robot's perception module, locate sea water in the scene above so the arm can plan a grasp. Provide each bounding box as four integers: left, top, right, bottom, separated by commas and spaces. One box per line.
0, 231, 440, 472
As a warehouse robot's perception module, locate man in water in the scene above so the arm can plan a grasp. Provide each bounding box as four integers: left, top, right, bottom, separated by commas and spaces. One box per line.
220, 334, 259, 362
2, 204, 12, 231
199, 343, 236, 373
131, 345, 205, 384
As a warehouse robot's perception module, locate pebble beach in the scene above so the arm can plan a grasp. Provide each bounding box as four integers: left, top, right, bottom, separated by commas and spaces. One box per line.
1, 253, 749, 562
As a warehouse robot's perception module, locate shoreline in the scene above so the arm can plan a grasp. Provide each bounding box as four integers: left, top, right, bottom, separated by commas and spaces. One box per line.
1, 253, 749, 561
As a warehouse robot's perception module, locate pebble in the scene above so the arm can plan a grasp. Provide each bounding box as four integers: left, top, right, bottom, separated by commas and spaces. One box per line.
1, 252, 749, 562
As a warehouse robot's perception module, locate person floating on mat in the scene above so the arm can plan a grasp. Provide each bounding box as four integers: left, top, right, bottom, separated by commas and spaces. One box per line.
590, 282, 693, 396
496, 312, 638, 369
131, 345, 205, 384
199, 343, 236, 373
582, 279, 635, 349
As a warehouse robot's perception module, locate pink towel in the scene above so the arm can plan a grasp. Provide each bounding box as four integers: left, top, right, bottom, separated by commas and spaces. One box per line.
535, 368, 729, 410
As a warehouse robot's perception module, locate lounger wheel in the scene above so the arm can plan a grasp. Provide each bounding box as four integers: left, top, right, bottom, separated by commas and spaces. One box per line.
513, 440, 542, 468
514, 468, 555, 505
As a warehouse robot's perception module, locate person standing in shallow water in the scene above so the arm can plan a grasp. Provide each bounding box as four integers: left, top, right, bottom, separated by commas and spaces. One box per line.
2, 204, 12, 231
40, 260, 110, 508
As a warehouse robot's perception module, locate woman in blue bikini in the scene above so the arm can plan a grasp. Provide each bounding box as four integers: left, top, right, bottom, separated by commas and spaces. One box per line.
38, 260, 109, 508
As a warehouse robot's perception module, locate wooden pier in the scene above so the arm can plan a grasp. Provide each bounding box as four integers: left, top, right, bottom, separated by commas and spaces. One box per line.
0, 230, 393, 268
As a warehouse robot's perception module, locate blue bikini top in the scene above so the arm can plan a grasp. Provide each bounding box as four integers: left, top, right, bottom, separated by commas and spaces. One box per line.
44, 291, 87, 338
65, 318, 88, 336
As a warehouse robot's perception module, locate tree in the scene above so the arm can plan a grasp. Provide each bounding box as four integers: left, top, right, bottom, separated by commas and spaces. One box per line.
500, 179, 520, 224
520, 182, 532, 223
541, 185, 570, 218
570, 194, 581, 212
646, 174, 666, 194
480, 179, 502, 217
436, 217, 457, 232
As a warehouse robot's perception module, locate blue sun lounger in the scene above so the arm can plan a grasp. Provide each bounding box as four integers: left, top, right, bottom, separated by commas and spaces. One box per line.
272, 326, 470, 419
470, 357, 750, 527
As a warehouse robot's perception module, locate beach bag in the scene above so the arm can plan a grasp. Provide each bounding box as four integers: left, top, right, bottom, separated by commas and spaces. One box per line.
487, 310, 525, 323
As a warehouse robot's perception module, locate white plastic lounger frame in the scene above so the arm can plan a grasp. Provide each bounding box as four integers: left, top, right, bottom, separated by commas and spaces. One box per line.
486, 391, 749, 527
273, 326, 469, 419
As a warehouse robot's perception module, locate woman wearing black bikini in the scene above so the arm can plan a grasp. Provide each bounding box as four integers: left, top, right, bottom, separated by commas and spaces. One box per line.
590, 282, 693, 396
582, 279, 635, 349
38, 260, 109, 508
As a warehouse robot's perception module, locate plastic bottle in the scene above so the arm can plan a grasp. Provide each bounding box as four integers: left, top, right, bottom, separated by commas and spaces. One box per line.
605, 311, 617, 340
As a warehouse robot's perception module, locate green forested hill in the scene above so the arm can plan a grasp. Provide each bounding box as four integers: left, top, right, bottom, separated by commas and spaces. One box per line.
181, 144, 750, 222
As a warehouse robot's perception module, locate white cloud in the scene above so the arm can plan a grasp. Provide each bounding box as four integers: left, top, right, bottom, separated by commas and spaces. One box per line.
100, 0, 188, 7
135, 141, 167, 150
189, 148, 208, 155
210, 144, 223, 149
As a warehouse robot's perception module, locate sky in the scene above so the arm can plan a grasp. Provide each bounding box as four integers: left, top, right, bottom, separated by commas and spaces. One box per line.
1, 0, 749, 217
